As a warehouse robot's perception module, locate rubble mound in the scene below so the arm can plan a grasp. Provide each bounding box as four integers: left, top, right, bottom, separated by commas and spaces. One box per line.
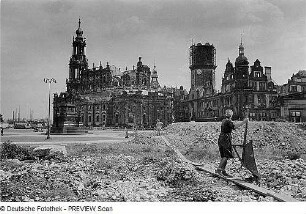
164, 121, 306, 160
156, 158, 197, 187
163, 121, 306, 201
1, 122, 305, 202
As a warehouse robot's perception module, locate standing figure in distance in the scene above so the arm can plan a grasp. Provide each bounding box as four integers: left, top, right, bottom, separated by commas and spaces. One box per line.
156, 119, 163, 136
216, 109, 248, 176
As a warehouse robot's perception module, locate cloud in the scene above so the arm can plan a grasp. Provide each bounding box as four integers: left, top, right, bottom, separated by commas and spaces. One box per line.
1, 0, 306, 119
267, 0, 306, 20
42, 0, 74, 14
112, 16, 147, 36
138, 0, 283, 33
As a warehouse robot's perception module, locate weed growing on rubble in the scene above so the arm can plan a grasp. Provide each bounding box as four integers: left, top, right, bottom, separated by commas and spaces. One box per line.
0, 141, 34, 160
298, 122, 306, 130
255, 144, 283, 160
184, 143, 219, 162
67, 141, 167, 161
255, 143, 303, 160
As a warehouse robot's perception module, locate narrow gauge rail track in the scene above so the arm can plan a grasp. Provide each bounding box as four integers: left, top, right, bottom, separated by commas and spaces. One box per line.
157, 135, 299, 202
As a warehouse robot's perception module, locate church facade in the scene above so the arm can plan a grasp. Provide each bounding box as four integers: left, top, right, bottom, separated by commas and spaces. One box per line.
52, 20, 173, 133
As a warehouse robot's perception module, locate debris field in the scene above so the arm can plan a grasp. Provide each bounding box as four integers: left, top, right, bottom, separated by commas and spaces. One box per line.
1, 121, 305, 202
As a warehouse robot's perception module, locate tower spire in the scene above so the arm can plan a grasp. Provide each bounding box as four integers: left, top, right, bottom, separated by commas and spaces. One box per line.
240, 32, 243, 45
239, 33, 244, 56
75, 18, 83, 38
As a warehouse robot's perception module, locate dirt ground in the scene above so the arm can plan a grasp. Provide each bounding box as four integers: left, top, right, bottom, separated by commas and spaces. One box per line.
1, 121, 306, 202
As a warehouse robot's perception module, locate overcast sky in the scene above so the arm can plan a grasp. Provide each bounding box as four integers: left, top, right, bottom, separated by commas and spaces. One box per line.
1, 0, 306, 120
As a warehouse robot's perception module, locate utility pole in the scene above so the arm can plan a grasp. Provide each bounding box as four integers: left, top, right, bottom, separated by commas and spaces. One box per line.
18, 106, 20, 122
164, 93, 166, 125
44, 78, 57, 139
140, 101, 143, 129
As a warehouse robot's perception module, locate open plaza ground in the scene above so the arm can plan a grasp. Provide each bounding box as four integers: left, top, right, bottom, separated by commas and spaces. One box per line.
0, 128, 136, 145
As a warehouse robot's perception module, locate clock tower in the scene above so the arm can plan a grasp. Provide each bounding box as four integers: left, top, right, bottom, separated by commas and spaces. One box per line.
189, 42, 217, 96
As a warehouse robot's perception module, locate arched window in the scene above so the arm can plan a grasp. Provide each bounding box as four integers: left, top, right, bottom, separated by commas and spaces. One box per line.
102, 114, 106, 122
115, 113, 119, 124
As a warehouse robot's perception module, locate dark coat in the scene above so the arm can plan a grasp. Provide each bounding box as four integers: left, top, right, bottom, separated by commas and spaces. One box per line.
218, 118, 235, 149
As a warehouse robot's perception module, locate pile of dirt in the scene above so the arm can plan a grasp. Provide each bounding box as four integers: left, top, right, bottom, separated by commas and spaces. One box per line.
0, 154, 172, 202
164, 121, 306, 160
0, 140, 275, 202
161, 121, 306, 201
2, 121, 305, 202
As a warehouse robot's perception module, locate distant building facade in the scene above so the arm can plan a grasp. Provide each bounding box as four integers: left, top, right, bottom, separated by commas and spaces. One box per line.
277, 70, 306, 122
278, 70, 306, 95
279, 92, 306, 122
178, 40, 295, 122
52, 20, 306, 132
52, 20, 173, 133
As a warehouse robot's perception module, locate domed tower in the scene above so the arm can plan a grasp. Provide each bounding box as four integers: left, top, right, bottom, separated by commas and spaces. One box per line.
232, 38, 252, 120
67, 18, 88, 93
234, 38, 249, 89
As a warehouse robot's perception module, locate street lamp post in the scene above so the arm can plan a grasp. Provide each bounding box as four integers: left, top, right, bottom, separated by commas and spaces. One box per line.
44, 78, 56, 139
140, 101, 143, 129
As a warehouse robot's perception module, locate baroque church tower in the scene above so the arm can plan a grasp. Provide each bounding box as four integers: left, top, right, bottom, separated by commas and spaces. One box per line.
67, 19, 88, 93
234, 38, 249, 89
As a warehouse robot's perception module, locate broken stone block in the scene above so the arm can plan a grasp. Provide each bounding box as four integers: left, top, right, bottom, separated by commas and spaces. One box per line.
33, 145, 67, 159
0, 169, 12, 181
300, 154, 306, 161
